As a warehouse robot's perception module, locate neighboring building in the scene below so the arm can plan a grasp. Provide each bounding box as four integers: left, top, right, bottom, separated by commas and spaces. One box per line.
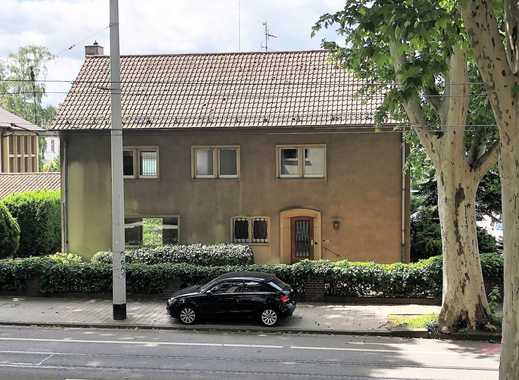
0, 172, 61, 198
43, 134, 60, 163
51, 45, 410, 264
477, 214, 503, 247
0, 106, 43, 173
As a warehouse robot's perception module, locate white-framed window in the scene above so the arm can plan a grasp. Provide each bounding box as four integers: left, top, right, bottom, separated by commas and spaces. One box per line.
124, 216, 179, 247
231, 216, 269, 244
277, 145, 326, 178
123, 146, 159, 179
192, 146, 240, 179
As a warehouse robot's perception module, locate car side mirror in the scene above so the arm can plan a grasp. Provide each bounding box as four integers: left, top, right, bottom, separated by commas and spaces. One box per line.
205, 289, 213, 295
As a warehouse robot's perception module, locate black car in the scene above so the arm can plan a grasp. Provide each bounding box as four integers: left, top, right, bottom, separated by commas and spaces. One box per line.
166, 272, 296, 326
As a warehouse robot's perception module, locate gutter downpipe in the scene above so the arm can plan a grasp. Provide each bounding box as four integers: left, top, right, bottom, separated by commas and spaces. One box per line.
401, 132, 406, 262
60, 132, 69, 252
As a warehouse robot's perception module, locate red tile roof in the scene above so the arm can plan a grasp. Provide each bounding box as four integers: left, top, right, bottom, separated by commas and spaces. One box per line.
0, 172, 61, 198
51, 50, 388, 130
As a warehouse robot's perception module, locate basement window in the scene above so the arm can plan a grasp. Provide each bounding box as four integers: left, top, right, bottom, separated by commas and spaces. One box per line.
231, 216, 269, 244
124, 216, 179, 247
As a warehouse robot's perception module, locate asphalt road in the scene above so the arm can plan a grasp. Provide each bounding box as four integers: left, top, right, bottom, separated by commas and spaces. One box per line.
0, 325, 500, 380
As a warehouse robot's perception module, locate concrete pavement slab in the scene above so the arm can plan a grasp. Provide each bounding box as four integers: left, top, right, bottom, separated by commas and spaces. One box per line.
0, 296, 442, 337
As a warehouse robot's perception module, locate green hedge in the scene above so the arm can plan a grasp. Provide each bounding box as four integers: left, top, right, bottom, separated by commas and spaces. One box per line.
0, 203, 20, 258
2, 191, 61, 257
92, 244, 254, 266
0, 253, 503, 299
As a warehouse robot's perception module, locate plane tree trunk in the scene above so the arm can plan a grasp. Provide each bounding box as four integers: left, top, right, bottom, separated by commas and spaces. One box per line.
460, 1, 519, 377
436, 161, 490, 329
389, 42, 498, 331
499, 135, 519, 379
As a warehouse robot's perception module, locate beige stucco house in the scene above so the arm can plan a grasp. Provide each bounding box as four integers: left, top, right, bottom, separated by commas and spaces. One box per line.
51, 45, 410, 264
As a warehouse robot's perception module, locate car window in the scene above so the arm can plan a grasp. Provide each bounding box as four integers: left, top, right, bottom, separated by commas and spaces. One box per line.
238, 281, 273, 293
268, 281, 283, 292
271, 277, 290, 289
209, 281, 242, 294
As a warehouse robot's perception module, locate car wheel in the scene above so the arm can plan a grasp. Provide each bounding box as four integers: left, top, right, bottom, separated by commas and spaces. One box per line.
260, 308, 279, 327
178, 306, 197, 325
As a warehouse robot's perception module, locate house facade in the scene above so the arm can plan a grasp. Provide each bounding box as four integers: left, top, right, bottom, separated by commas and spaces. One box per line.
52, 47, 410, 264
42, 134, 60, 163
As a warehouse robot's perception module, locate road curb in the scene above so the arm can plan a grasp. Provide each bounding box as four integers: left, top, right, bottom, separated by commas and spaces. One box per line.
0, 321, 500, 341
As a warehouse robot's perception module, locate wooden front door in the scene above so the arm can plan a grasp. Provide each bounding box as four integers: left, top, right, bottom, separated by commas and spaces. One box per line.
291, 217, 314, 262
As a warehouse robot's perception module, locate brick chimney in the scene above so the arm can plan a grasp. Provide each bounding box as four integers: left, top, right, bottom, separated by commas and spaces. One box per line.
85, 41, 104, 56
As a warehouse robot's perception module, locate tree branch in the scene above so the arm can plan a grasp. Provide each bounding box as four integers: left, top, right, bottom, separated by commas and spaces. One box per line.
472, 141, 500, 179
441, 46, 470, 167
467, 126, 487, 166
424, 87, 443, 114
504, 0, 519, 74
388, 38, 441, 164
460, 0, 514, 102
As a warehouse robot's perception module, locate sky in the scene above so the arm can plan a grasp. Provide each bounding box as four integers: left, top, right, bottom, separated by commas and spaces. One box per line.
0, 0, 344, 107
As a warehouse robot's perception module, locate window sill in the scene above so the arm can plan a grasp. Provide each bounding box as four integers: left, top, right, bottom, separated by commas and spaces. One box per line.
192, 177, 240, 181
124, 177, 160, 181
276, 176, 326, 180
232, 242, 270, 246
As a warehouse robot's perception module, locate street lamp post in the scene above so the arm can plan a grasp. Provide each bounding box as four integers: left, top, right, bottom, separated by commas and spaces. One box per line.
109, 0, 126, 320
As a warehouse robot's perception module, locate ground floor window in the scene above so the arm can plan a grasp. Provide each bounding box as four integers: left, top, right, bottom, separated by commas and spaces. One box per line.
231, 216, 269, 243
124, 216, 179, 246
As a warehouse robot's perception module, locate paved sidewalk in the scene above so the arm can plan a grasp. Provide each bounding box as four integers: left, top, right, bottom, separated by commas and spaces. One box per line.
0, 296, 440, 335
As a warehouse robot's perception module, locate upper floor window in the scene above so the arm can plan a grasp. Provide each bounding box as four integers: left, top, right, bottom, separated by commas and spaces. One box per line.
123, 147, 159, 179
277, 145, 326, 178
192, 146, 239, 178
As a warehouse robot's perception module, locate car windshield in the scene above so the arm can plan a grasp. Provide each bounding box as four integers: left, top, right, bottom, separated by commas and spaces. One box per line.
200, 278, 220, 292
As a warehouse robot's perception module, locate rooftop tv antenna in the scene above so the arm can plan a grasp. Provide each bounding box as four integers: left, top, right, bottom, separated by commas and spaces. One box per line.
261, 22, 278, 52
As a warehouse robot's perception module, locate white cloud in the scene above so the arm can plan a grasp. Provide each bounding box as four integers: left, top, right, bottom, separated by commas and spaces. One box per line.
0, 0, 344, 106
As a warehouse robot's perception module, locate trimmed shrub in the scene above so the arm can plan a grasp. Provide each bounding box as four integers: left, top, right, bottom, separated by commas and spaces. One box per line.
49, 252, 83, 265
2, 190, 61, 257
92, 244, 254, 266
0, 256, 50, 292
0, 203, 20, 258
0, 254, 502, 299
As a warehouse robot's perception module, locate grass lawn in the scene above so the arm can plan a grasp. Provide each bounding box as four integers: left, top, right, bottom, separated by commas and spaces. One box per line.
388, 313, 438, 329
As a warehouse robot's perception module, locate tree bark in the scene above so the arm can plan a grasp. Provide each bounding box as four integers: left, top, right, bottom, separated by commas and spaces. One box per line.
498, 131, 519, 379
460, 1, 519, 377
436, 164, 490, 330
435, 48, 491, 330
